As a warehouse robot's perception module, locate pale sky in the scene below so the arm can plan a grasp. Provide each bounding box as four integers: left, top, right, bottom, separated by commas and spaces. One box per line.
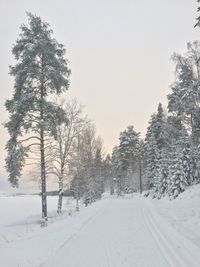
0, 0, 199, 181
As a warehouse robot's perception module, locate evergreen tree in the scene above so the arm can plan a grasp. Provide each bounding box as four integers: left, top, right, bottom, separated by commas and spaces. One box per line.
168, 41, 200, 145
4, 13, 70, 222
167, 131, 190, 198
144, 103, 167, 195
117, 126, 140, 194
164, 116, 192, 198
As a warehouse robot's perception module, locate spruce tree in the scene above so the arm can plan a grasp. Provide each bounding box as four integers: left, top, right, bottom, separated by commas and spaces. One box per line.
117, 126, 140, 194
168, 151, 186, 198
5, 13, 70, 222
144, 103, 166, 195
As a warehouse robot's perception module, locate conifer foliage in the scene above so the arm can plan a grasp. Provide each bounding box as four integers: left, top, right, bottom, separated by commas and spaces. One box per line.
143, 41, 200, 198
111, 126, 141, 195
5, 13, 70, 222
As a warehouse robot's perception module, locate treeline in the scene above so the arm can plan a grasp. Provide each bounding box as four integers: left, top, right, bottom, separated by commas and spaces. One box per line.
4, 13, 112, 225
4, 3, 200, 225
111, 41, 200, 199
109, 3, 200, 199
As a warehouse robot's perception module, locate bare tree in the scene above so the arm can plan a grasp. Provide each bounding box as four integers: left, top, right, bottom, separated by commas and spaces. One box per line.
49, 99, 87, 214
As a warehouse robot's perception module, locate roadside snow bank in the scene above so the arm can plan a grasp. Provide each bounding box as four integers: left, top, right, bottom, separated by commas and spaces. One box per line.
152, 184, 200, 247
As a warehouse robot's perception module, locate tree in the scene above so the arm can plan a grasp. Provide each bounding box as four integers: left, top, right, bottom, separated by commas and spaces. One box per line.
110, 146, 120, 195
195, 0, 200, 28
102, 154, 112, 193
167, 129, 190, 198
50, 100, 86, 214
168, 42, 200, 145
4, 13, 70, 223
117, 126, 140, 194
144, 103, 167, 195
70, 122, 104, 204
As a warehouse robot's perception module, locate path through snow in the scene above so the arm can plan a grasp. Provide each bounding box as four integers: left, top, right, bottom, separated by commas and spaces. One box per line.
1, 195, 200, 267
41, 197, 200, 267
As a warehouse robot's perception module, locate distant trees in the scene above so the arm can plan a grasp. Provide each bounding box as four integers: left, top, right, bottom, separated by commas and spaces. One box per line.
4, 13, 70, 223
109, 40, 200, 199
110, 126, 141, 195
70, 122, 106, 205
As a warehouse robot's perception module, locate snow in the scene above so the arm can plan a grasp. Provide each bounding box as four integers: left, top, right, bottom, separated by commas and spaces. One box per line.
0, 188, 200, 267
153, 184, 200, 248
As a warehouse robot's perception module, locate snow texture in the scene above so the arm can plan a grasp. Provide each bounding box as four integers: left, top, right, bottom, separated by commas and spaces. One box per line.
0, 189, 200, 266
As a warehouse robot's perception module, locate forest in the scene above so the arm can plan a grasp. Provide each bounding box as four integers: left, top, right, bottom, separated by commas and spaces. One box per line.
4, 3, 200, 224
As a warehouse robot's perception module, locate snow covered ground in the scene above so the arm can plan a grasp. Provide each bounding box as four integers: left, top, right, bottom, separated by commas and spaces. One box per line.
153, 184, 200, 249
0, 188, 200, 267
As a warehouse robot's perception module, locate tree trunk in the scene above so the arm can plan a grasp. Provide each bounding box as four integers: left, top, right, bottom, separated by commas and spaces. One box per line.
139, 158, 142, 194
76, 191, 79, 211
40, 127, 48, 222
40, 60, 47, 225
57, 173, 63, 214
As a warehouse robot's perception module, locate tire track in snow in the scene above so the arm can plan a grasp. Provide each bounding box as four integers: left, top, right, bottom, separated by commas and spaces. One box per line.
142, 200, 200, 267
38, 199, 110, 267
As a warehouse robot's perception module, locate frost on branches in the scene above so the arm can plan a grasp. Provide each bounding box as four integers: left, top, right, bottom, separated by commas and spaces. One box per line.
4, 13, 70, 221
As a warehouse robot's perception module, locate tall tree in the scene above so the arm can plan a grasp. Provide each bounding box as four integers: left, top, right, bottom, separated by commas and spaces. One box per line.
4, 13, 70, 223
168, 41, 200, 145
144, 103, 167, 195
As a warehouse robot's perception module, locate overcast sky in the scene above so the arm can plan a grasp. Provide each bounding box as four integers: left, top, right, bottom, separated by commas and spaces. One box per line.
0, 0, 199, 182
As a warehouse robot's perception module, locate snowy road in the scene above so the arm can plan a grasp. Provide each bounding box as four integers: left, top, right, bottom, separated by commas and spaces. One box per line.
1, 196, 200, 267
41, 197, 200, 267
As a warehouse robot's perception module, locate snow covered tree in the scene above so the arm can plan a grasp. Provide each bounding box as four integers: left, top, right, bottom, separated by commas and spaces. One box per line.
167, 42, 200, 189
117, 126, 140, 194
195, 0, 200, 28
168, 41, 200, 145
167, 128, 191, 198
144, 103, 167, 195
168, 151, 186, 198
4, 13, 70, 222
49, 99, 85, 214
102, 154, 112, 193
70, 122, 104, 203
110, 146, 121, 194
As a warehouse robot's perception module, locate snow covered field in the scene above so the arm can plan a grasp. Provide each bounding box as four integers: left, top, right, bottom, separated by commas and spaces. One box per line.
0, 188, 200, 267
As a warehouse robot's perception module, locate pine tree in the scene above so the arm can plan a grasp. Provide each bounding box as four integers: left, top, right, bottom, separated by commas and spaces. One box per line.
4, 13, 70, 222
